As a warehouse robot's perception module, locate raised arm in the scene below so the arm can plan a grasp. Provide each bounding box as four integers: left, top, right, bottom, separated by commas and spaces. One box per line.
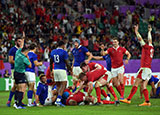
134, 25, 145, 46
148, 25, 152, 45
100, 44, 108, 56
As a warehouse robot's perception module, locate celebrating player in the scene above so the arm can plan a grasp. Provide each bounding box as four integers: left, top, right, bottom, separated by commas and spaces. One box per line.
25, 43, 43, 106
120, 25, 154, 106
101, 38, 131, 99
50, 40, 72, 106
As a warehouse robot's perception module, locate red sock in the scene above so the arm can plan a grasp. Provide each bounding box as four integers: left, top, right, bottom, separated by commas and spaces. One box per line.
143, 89, 149, 102
108, 86, 118, 100
116, 85, 122, 96
120, 84, 125, 98
95, 87, 101, 103
102, 100, 114, 104
101, 89, 108, 98
127, 86, 137, 100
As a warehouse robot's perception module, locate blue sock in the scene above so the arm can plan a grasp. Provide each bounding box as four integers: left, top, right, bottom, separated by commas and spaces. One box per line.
56, 95, 62, 102
156, 87, 160, 96
27, 90, 33, 99
72, 86, 77, 93
8, 91, 15, 101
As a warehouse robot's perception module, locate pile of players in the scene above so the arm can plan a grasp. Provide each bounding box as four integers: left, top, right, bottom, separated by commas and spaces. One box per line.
6, 25, 160, 109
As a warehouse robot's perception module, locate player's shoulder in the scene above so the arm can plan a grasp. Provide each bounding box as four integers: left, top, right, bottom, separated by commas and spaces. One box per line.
9, 46, 17, 52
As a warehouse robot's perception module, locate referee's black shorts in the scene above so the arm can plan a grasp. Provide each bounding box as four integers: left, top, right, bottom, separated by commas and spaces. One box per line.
14, 71, 27, 84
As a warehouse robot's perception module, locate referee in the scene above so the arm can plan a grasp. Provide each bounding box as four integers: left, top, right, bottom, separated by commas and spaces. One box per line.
14, 39, 32, 109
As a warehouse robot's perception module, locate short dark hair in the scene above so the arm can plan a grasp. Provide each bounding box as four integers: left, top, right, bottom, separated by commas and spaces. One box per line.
80, 62, 87, 69
29, 43, 37, 50
112, 37, 118, 41
78, 72, 86, 80
58, 40, 65, 47
15, 37, 22, 41
21, 47, 29, 52
39, 74, 45, 81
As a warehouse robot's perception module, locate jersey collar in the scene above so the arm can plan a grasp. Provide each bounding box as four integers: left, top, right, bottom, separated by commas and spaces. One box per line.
57, 47, 63, 50
78, 45, 82, 49
113, 45, 119, 50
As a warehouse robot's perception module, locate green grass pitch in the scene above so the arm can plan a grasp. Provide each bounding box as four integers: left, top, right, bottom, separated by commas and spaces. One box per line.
0, 86, 160, 115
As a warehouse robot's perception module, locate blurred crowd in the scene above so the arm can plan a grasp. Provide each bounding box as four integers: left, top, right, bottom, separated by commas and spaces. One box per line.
0, 0, 160, 64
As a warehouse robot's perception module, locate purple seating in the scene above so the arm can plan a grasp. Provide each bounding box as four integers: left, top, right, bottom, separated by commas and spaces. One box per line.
119, 6, 136, 15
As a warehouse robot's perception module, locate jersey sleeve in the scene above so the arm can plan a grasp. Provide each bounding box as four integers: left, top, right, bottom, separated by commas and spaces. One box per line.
107, 48, 111, 54
82, 47, 89, 53
8, 48, 14, 56
33, 54, 38, 61
50, 51, 54, 59
24, 57, 31, 66
123, 47, 127, 54
36, 84, 42, 96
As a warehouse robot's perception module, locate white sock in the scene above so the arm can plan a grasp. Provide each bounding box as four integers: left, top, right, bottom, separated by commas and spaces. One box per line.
28, 99, 32, 105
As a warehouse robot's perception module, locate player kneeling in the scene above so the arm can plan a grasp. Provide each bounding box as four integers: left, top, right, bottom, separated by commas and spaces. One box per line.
34, 74, 57, 106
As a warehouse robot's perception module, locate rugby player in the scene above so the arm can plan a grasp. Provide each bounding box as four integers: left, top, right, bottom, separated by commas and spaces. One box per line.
50, 40, 72, 106
25, 43, 43, 106
120, 25, 154, 106
101, 38, 131, 99
71, 38, 92, 92
78, 69, 119, 105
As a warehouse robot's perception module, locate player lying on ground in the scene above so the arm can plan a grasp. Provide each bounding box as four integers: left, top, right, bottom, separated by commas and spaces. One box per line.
120, 25, 154, 106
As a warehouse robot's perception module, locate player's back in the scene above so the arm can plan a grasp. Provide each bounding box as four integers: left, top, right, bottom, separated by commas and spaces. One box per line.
87, 69, 107, 82
141, 44, 154, 68
50, 48, 68, 70
88, 62, 104, 71
26, 52, 37, 72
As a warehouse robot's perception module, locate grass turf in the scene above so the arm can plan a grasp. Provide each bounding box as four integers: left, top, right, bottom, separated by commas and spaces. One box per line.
0, 86, 160, 115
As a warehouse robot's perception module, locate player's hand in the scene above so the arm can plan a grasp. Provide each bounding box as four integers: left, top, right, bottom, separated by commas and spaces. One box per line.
22, 31, 25, 38
85, 59, 90, 64
100, 44, 105, 50
37, 104, 43, 107
148, 25, 152, 32
134, 24, 139, 33
124, 60, 129, 64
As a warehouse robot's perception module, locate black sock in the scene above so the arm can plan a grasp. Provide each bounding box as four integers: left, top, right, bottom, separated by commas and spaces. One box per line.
14, 91, 18, 105
17, 91, 24, 106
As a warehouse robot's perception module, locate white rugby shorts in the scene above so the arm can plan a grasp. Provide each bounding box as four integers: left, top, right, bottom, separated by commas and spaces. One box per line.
54, 69, 68, 82
25, 71, 36, 82
111, 65, 125, 78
